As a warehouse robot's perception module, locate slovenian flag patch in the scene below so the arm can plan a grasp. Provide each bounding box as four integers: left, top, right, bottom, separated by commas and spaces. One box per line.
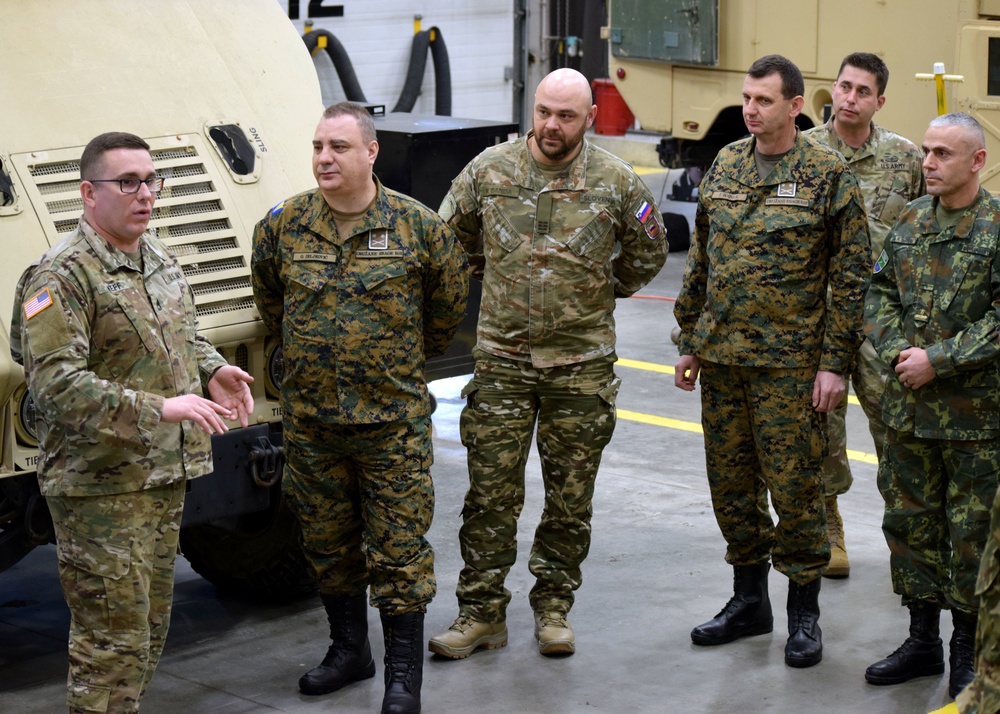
635, 201, 661, 240
23, 288, 53, 320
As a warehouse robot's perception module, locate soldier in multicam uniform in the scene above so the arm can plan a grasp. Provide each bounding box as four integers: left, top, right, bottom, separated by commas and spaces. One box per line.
427, 68, 667, 660
250, 102, 468, 714
863, 113, 1000, 700
803, 52, 925, 579
10, 132, 254, 714
674, 55, 870, 669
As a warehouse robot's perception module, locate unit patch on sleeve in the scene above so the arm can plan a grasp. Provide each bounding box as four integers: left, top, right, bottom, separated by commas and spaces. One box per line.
873, 248, 889, 274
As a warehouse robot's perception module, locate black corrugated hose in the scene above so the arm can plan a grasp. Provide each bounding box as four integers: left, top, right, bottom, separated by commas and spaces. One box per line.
302, 29, 368, 102
392, 27, 452, 115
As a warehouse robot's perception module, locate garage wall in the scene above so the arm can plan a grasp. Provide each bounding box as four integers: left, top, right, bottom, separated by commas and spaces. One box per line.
274, 0, 516, 122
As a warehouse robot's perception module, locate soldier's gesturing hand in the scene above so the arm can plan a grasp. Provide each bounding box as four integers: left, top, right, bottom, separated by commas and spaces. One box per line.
208, 365, 255, 428
161, 393, 240, 435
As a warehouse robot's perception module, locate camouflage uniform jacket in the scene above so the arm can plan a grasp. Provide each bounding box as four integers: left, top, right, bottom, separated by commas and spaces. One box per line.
251, 178, 469, 424
805, 118, 925, 258
864, 187, 1000, 440
674, 131, 870, 372
10, 218, 227, 497
439, 131, 667, 369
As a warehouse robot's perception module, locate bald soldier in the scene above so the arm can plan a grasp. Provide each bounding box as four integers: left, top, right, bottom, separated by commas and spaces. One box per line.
428, 68, 667, 659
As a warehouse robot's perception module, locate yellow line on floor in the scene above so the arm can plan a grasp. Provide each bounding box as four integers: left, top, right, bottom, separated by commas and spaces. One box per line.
616, 359, 878, 464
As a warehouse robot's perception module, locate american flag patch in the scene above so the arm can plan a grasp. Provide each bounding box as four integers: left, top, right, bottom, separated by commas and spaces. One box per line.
635, 201, 654, 223
24, 288, 53, 320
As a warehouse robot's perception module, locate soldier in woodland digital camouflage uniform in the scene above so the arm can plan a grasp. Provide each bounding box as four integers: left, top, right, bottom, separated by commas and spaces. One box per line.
11, 132, 254, 714
251, 102, 468, 714
803, 52, 925, 579
673, 55, 869, 669
864, 113, 1000, 700
427, 68, 667, 661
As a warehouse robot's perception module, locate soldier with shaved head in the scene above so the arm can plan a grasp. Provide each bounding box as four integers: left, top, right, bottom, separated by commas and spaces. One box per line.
428, 68, 667, 659
865, 112, 1000, 700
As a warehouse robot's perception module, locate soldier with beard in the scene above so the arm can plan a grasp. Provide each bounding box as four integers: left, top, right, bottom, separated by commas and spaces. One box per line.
428, 68, 667, 660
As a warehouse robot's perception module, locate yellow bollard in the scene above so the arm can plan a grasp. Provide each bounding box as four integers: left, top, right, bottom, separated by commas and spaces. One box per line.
915, 63, 964, 116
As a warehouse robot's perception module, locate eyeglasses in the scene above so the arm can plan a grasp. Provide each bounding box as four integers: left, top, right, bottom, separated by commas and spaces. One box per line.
87, 177, 165, 194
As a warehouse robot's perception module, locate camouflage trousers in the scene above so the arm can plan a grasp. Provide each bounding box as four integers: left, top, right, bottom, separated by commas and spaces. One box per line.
958, 486, 1000, 714
455, 351, 620, 622
283, 414, 435, 614
878, 427, 1000, 611
699, 362, 830, 584
821, 338, 890, 497
46, 481, 185, 714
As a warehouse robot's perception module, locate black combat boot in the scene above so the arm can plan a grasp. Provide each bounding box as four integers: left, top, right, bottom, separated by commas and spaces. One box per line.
299, 593, 377, 695
381, 610, 424, 714
864, 601, 944, 685
949, 609, 977, 698
785, 577, 823, 668
691, 562, 773, 645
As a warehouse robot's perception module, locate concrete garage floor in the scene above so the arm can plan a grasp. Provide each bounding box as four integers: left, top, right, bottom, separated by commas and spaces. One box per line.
0, 205, 954, 711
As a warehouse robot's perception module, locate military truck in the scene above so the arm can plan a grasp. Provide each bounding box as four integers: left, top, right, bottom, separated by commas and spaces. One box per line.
0, 0, 331, 599
607, 0, 1000, 190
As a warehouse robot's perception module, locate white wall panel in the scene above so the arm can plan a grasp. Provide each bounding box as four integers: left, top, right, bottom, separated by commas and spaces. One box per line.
275, 0, 515, 122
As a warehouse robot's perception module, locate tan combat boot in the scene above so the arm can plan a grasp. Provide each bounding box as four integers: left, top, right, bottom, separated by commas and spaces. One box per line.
824, 495, 850, 578
534, 612, 575, 656
428, 615, 507, 659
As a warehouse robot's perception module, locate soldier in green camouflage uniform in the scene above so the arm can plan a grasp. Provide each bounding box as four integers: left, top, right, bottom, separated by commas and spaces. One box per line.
674, 55, 869, 669
11, 132, 254, 714
864, 113, 1000, 699
251, 102, 468, 714
427, 68, 667, 661
803, 53, 925, 579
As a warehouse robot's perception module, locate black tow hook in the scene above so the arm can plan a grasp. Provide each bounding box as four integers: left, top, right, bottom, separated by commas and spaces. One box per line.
248, 437, 284, 488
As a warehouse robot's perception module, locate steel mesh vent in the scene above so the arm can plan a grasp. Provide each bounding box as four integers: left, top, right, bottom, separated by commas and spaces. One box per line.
234, 343, 249, 372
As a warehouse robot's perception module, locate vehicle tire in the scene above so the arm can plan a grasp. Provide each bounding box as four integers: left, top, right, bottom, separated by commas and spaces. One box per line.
179, 490, 315, 602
